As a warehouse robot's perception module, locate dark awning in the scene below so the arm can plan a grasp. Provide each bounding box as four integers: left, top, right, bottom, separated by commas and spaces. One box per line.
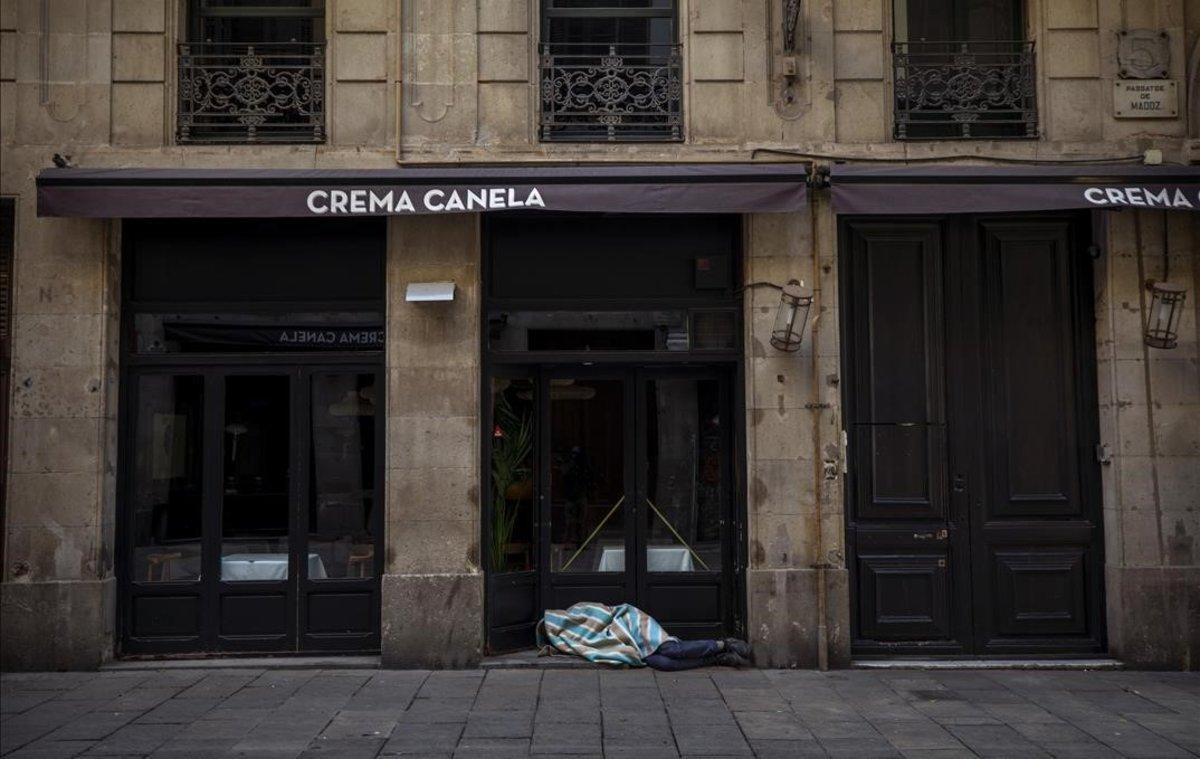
37, 163, 809, 218
830, 163, 1200, 215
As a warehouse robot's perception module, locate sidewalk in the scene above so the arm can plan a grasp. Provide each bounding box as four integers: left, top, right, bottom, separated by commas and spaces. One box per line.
2, 667, 1198, 758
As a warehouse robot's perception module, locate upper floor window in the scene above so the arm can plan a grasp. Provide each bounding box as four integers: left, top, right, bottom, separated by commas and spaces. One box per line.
177, 1, 326, 144
892, 0, 1037, 140
539, 1, 682, 143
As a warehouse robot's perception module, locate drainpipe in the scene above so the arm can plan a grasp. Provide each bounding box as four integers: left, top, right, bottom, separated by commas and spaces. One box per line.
809, 188, 829, 671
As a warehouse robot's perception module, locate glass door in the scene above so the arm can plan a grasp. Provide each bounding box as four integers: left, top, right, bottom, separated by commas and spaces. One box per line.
635, 369, 732, 639
300, 369, 383, 651
214, 372, 296, 651
540, 371, 636, 610
122, 366, 383, 654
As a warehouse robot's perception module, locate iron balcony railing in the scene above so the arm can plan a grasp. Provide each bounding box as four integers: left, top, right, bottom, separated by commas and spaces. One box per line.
893, 40, 1038, 140
540, 42, 683, 142
177, 42, 325, 144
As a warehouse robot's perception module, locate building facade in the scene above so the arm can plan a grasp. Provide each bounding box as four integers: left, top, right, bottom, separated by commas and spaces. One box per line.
1, 0, 1198, 671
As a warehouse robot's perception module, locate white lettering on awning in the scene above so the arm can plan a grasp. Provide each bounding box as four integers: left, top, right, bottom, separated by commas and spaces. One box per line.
305, 188, 546, 215
1082, 186, 1197, 209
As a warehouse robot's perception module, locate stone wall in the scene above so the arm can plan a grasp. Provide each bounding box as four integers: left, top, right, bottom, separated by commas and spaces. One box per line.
382, 214, 483, 667
743, 201, 850, 668
0, 0, 1198, 670
1096, 209, 1200, 670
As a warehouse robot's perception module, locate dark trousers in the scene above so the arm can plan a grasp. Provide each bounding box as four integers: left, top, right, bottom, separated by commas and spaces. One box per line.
644, 639, 722, 672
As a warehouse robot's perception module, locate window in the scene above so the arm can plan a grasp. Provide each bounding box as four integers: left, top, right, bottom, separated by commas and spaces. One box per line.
539, 0, 682, 142
892, 0, 1037, 139
177, 1, 326, 143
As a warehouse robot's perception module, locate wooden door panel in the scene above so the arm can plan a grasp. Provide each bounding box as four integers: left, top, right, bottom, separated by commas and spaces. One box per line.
857, 554, 951, 641
980, 222, 1081, 518
854, 425, 946, 521
843, 220, 968, 653
990, 546, 1089, 637
971, 218, 1104, 653
849, 224, 945, 427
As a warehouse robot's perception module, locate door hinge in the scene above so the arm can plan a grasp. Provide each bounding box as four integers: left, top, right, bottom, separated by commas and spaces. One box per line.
841, 429, 849, 475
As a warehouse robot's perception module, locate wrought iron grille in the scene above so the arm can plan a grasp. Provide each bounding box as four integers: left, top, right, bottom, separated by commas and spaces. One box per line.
540, 43, 683, 142
893, 40, 1038, 140
177, 42, 325, 144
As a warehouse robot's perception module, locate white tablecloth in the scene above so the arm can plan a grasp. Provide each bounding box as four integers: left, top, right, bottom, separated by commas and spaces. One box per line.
221, 553, 328, 581
596, 546, 694, 572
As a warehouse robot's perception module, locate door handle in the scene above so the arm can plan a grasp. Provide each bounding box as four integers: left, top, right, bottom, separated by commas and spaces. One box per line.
952, 474, 966, 492
912, 529, 949, 541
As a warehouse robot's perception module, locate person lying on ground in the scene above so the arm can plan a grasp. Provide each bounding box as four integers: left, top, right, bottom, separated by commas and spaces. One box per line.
538, 602, 753, 671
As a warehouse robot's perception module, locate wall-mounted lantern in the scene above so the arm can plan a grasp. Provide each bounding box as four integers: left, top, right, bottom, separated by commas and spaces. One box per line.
746, 279, 813, 352
770, 279, 813, 352
1144, 280, 1187, 349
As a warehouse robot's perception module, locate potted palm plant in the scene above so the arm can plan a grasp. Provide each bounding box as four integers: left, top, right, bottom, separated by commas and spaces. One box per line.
491, 390, 533, 571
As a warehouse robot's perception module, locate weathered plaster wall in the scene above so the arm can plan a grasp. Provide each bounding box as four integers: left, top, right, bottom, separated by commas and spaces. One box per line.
1096, 209, 1200, 670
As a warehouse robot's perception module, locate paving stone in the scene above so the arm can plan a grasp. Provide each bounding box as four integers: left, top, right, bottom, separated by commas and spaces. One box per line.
530, 720, 601, 754
817, 736, 904, 758
301, 736, 387, 758
44, 711, 140, 741
944, 723, 1049, 756
450, 737, 530, 758
1, 692, 58, 714
873, 719, 965, 750
602, 721, 677, 750
462, 709, 533, 738
1035, 742, 1125, 758
398, 699, 474, 723
671, 721, 752, 756
6, 740, 99, 759
81, 723, 182, 755
603, 748, 679, 759
665, 699, 737, 726
603, 705, 671, 727
731, 710, 810, 740
415, 672, 484, 700
135, 697, 223, 724
748, 738, 827, 758
382, 722, 463, 754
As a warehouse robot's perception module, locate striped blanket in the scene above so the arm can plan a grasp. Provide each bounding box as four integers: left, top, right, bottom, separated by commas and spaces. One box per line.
537, 602, 676, 667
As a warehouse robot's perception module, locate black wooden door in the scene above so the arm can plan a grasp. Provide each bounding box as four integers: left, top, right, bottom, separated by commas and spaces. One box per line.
842, 214, 1104, 657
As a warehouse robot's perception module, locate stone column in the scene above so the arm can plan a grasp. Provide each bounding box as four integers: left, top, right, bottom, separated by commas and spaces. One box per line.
743, 200, 850, 669
382, 213, 483, 667
0, 200, 119, 671
1096, 209, 1200, 670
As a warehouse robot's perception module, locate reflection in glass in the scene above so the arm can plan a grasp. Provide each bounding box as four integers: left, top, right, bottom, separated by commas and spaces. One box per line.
644, 379, 723, 572
221, 375, 299, 581
132, 375, 204, 582
309, 373, 377, 579
491, 378, 536, 572
550, 379, 625, 573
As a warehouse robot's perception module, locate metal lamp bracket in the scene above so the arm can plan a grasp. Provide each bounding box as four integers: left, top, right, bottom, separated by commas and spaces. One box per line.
771, 0, 807, 119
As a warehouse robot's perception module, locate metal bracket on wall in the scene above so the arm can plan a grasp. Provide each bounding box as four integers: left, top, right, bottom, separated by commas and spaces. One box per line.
770, 0, 806, 119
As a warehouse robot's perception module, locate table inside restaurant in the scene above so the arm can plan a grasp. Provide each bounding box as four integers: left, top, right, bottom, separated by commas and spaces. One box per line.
221, 553, 328, 581
596, 546, 694, 572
